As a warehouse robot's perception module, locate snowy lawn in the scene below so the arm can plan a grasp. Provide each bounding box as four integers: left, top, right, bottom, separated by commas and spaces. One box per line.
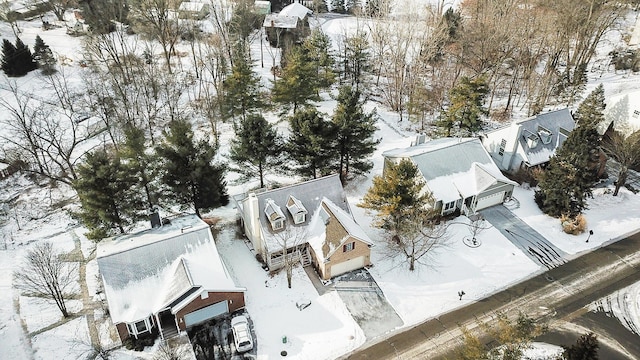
511, 186, 640, 256
32, 316, 92, 360
215, 225, 366, 360
19, 296, 83, 333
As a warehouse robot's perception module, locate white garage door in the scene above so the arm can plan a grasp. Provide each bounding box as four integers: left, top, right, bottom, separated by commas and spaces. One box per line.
475, 191, 505, 211
183, 301, 229, 327
331, 256, 365, 278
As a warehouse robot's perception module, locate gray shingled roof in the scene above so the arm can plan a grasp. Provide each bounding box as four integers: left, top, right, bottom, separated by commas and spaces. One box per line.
384, 138, 493, 181
256, 174, 349, 235
516, 108, 576, 166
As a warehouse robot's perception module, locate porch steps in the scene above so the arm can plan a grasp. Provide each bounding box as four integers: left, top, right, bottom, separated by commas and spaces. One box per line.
161, 325, 179, 340
300, 248, 312, 267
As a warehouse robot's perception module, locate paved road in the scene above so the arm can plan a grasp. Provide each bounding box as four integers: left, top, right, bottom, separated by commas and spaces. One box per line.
343, 230, 640, 360
481, 205, 567, 269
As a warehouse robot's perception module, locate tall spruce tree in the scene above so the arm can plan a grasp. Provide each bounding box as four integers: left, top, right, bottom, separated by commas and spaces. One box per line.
332, 85, 380, 182
13, 37, 37, 76
438, 76, 489, 136
120, 125, 159, 208
229, 114, 284, 188
1, 38, 17, 76
272, 46, 320, 114
156, 119, 229, 217
303, 30, 335, 93
535, 123, 600, 217
223, 50, 264, 122
287, 107, 337, 179
359, 158, 431, 232
74, 149, 143, 239
33, 35, 57, 75
574, 84, 606, 128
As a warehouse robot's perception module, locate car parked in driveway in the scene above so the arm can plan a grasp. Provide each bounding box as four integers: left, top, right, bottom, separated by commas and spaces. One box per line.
231, 315, 253, 353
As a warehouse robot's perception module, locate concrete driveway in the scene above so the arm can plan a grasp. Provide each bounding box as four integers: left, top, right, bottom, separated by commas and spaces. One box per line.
333, 269, 404, 340
480, 205, 567, 269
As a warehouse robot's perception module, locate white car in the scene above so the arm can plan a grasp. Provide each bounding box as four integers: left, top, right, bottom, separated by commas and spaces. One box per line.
231, 315, 254, 353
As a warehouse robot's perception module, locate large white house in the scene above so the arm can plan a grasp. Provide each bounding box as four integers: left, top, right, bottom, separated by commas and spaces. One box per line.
383, 137, 517, 215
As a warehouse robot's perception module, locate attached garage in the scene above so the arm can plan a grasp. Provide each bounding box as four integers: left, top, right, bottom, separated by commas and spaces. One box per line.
475, 191, 505, 211
183, 301, 228, 327
330, 256, 365, 278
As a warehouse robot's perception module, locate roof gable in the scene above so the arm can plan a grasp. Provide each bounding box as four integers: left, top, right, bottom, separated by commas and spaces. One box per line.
96, 215, 244, 323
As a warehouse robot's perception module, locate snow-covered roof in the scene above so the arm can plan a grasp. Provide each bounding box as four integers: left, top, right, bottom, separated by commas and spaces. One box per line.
178, 1, 207, 12
263, 14, 299, 29
307, 198, 372, 261
97, 214, 245, 324
514, 108, 575, 166
383, 138, 516, 203
251, 175, 350, 253
279, 2, 312, 19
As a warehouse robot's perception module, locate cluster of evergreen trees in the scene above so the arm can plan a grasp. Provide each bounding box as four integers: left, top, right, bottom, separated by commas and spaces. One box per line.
1, 35, 56, 77
74, 122, 228, 239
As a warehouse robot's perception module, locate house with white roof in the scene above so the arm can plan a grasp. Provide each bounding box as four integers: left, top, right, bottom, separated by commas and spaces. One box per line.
234, 175, 373, 280
178, 1, 210, 19
263, 2, 312, 47
383, 137, 517, 215
96, 214, 246, 342
481, 108, 576, 173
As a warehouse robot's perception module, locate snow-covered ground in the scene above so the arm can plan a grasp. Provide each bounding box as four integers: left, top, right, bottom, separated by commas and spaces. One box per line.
2, 4, 640, 360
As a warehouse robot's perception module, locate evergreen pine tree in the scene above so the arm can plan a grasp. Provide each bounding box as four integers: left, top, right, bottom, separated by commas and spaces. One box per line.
303, 30, 336, 93
156, 119, 229, 217
439, 76, 489, 136
332, 85, 380, 182
574, 84, 606, 128
359, 158, 431, 232
33, 35, 57, 75
229, 114, 284, 188
120, 125, 159, 209
13, 37, 37, 76
535, 123, 600, 217
341, 32, 370, 92
74, 149, 144, 239
563, 332, 599, 360
223, 49, 264, 122
1, 38, 17, 76
272, 45, 321, 114
287, 107, 337, 179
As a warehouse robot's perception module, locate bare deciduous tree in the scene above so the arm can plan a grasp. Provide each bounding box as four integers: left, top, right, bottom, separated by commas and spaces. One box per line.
393, 208, 451, 271
272, 226, 308, 289
602, 129, 640, 196
14, 242, 78, 318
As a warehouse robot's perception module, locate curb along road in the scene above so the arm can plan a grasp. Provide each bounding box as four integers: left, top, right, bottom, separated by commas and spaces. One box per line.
344, 231, 640, 360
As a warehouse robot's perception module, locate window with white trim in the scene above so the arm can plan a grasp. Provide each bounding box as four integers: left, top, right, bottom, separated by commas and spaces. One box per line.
444, 201, 456, 211
135, 320, 148, 333
294, 213, 305, 224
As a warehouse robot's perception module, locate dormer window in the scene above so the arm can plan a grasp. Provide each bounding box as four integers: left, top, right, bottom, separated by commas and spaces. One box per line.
524, 130, 538, 148
538, 126, 552, 145
264, 199, 285, 230
286, 195, 308, 225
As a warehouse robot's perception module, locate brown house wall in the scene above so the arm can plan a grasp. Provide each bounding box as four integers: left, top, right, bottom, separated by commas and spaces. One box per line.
315, 237, 371, 280
175, 291, 246, 331
116, 322, 129, 342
